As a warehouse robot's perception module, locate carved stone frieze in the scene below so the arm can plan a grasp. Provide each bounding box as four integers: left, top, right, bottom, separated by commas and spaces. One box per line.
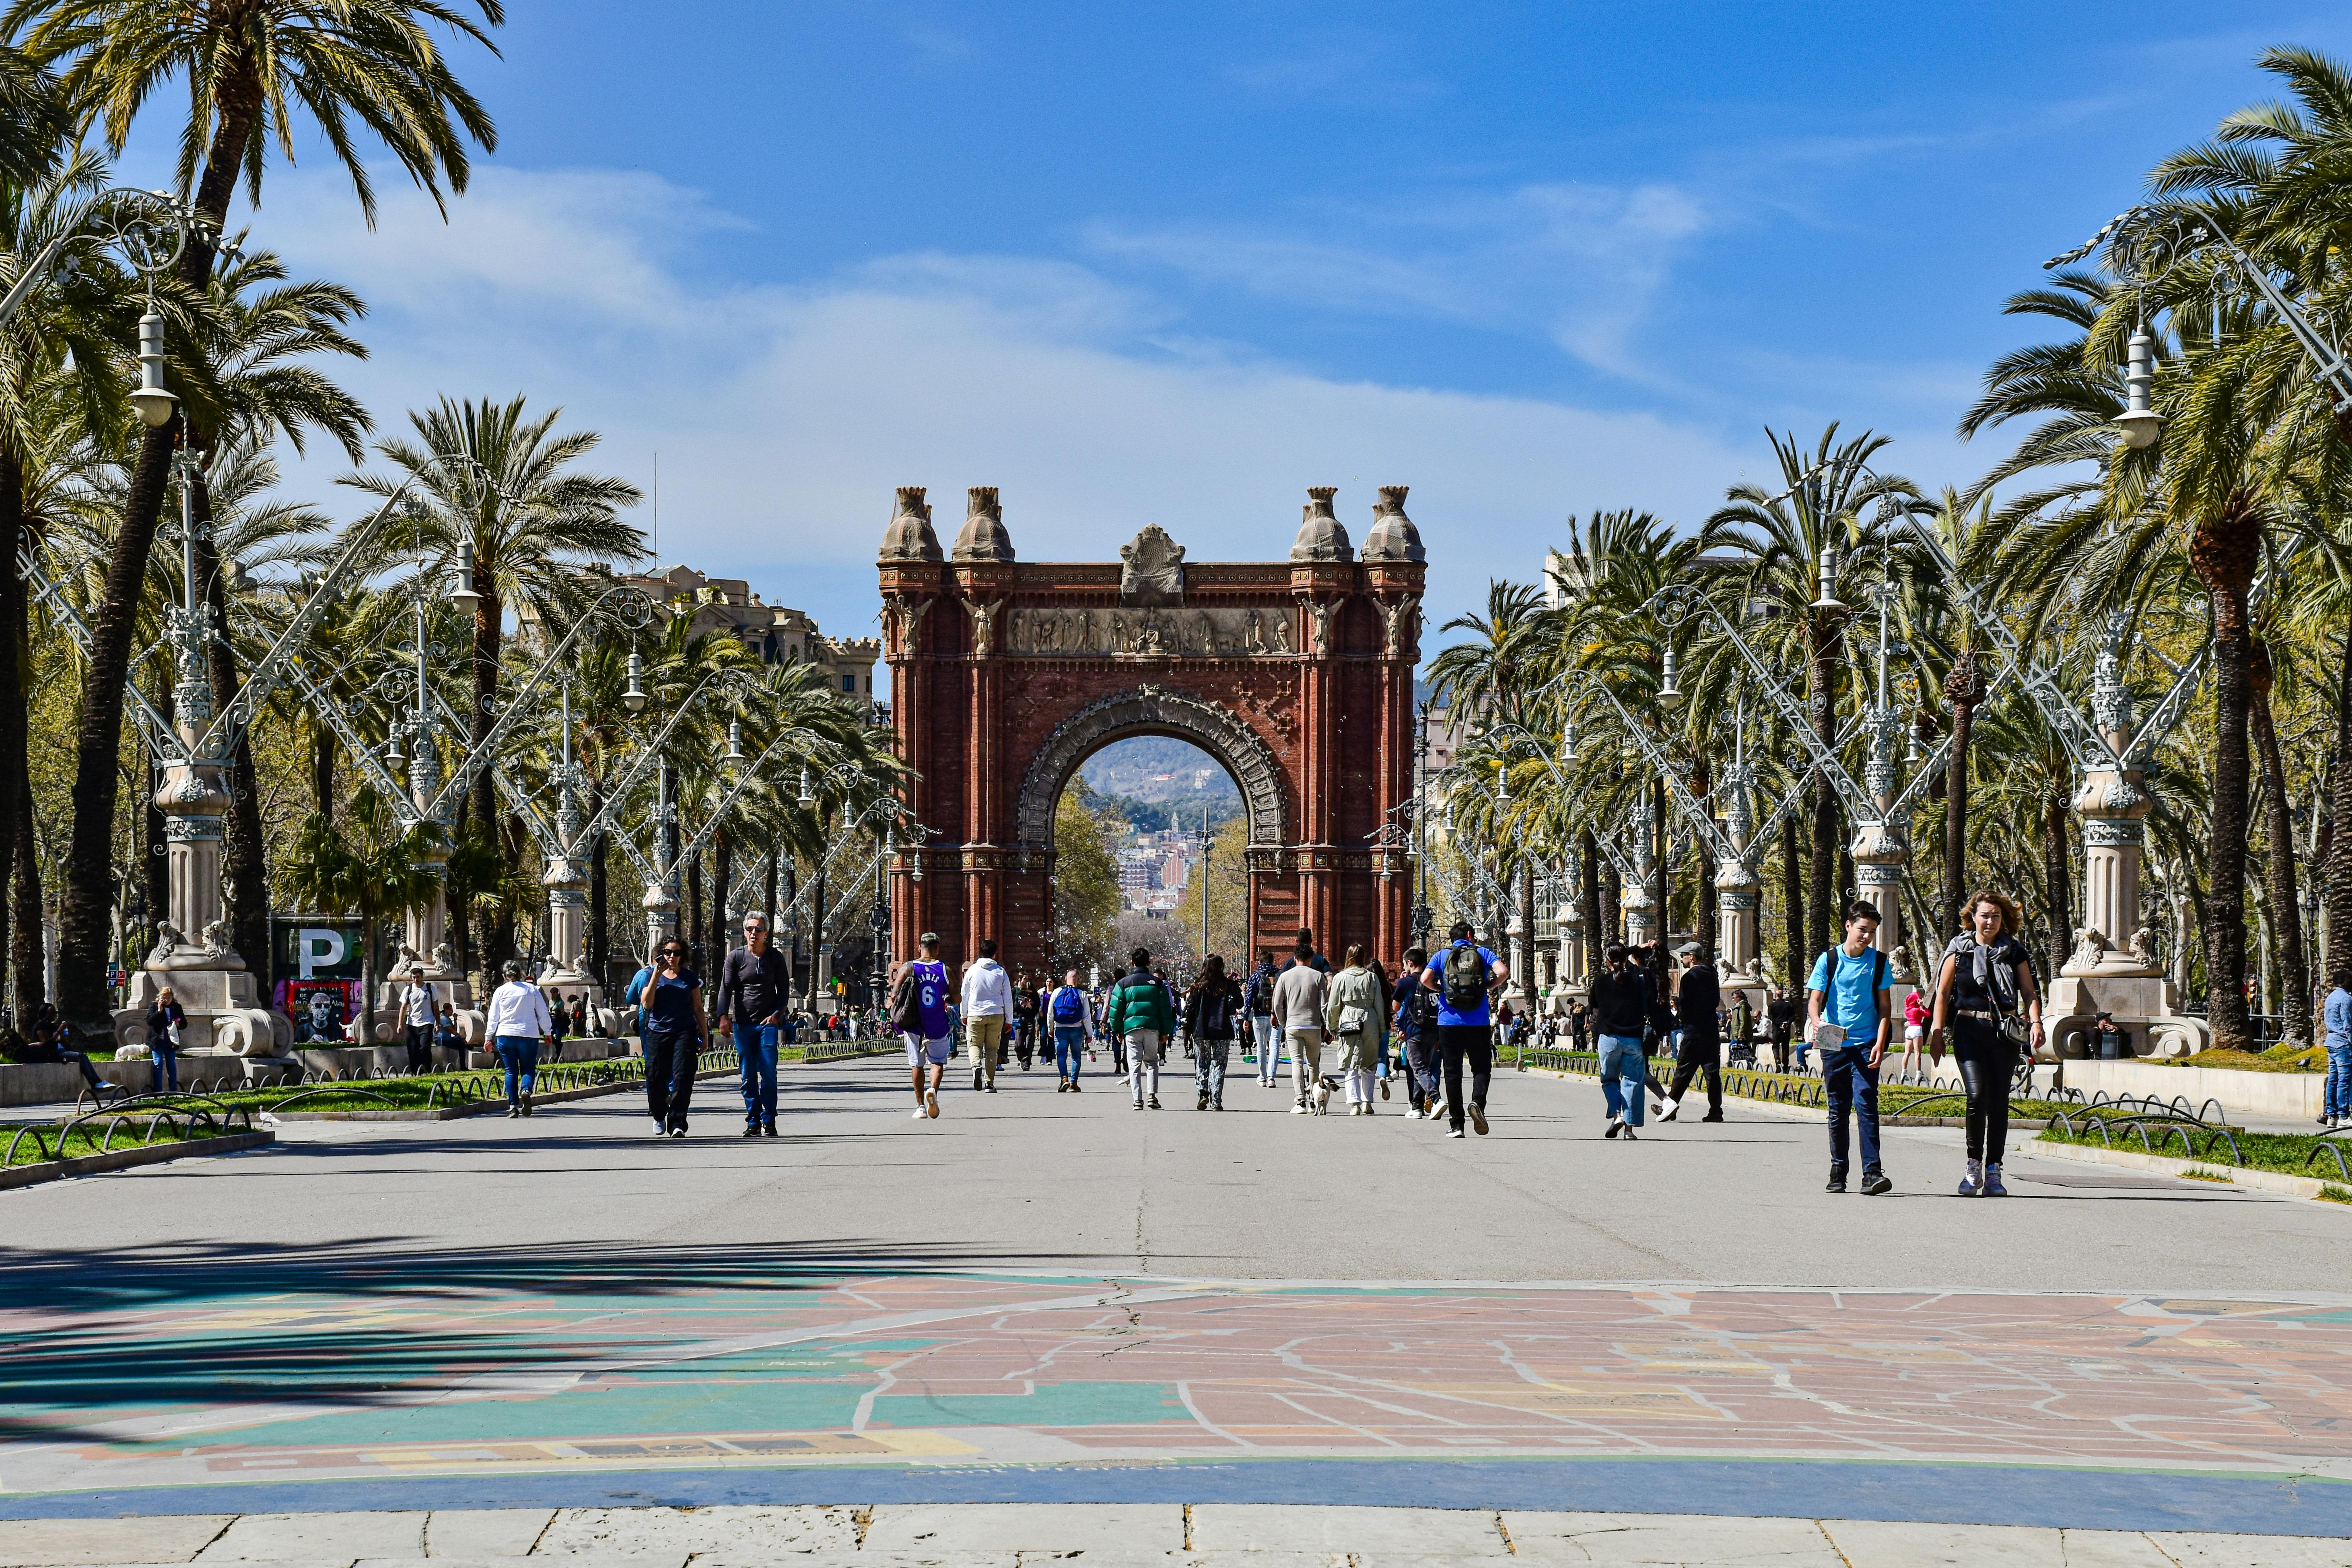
1004, 605, 1296, 658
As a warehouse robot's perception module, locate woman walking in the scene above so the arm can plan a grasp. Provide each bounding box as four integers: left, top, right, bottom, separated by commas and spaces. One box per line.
1184, 954, 1243, 1111
1325, 945, 1384, 1114
144, 985, 186, 1093
636, 941, 706, 1135
488, 959, 558, 1120
1927, 890, 2044, 1197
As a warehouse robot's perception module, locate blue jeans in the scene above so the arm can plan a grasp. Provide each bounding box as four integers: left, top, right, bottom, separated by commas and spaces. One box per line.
1823, 1044, 1882, 1173
1600, 1034, 1646, 1126
738, 1022, 781, 1127
1195, 1036, 1229, 1102
152, 1047, 179, 1092
495, 1036, 539, 1108
1254, 1014, 1282, 1080
2327, 1041, 2352, 1120
1054, 1027, 1087, 1082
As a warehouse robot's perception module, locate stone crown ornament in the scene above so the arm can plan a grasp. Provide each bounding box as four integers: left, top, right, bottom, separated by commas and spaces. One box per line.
1290, 486, 1353, 561
1119, 525, 1186, 606
1360, 485, 1427, 563
878, 485, 944, 562
952, 486, 1016, 562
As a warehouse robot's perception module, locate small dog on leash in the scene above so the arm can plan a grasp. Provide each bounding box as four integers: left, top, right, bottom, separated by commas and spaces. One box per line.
1310, 1075, 1341, 1115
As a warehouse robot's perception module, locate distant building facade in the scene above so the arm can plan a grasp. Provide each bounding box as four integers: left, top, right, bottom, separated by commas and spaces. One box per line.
626, 565, 880, 702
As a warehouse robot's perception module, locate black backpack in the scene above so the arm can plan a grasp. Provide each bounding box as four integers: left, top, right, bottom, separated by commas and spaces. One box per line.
1441, 942, 1489, 1012
1247, 967, 1275, 1013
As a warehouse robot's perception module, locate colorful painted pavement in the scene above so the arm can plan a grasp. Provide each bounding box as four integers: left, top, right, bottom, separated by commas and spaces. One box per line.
6, 1270, 2352, 1525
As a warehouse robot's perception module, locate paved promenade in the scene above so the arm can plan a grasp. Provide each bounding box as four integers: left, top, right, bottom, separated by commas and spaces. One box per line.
3, 1057, 2350, 1549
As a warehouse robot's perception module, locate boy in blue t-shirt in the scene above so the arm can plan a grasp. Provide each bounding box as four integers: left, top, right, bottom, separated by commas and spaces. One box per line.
1805, 901, 1894, 1195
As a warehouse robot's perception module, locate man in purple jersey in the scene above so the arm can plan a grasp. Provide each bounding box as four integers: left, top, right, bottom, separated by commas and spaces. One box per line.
890, 931, 955, 1121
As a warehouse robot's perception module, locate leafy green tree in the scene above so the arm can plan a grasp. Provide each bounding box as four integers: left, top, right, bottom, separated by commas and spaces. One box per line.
1051, 787, 1122, 975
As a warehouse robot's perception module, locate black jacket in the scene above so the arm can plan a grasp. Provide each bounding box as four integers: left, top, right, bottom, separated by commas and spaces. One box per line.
1589, 965, 1651, 1036
1674, 963, 1722, 1035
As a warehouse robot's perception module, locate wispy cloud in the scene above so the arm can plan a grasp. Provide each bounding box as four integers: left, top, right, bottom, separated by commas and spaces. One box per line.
1086, 180, 1709, 381
255, 165, 1757, 643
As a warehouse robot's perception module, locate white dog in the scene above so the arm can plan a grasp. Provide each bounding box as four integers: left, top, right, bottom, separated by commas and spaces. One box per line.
1310, 1075, 1341, 1115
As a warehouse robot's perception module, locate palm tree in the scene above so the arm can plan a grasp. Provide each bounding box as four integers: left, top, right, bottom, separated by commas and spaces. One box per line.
9, 0, 502, 1036
1429, 579, 1554, 979
348, 396, 644, 971
0, 41, 63, 187
1703, 425, 1917, 960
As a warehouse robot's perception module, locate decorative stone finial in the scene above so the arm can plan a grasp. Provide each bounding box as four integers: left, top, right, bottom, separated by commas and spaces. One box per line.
1290, 486, 1353, 562
1361, 484, 1426, 563
952, 486, 1015, 562
1119, 525, 1186, 607
878, 485, 943, 562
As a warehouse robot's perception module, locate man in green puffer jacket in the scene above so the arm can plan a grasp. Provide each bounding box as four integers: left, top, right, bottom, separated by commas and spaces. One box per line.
1102, 947, 1176, 1109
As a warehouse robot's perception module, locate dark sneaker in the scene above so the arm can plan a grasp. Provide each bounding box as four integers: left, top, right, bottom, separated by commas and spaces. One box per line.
742, 1126, 760, 1138
1861, 1170, 1893, 1196
1198, 1093, 1210, 1111
1469, 1104, 1489, 1136
762, 1123, 778, 1137
1825, 1167, 1848, 1193
1604, 1116, 1623, 1139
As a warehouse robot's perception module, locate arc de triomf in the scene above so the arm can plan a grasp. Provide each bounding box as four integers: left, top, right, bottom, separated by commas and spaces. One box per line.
877, 482, 1427, 978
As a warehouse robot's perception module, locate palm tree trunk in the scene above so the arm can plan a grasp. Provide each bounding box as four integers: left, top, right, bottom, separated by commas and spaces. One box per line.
0, 454, 22, 1021
1691, 750, 1717, 961
2042, 796, 2070, 993
687, 849, 704, 969
2250, 640, 2311, 1047
311, 719, 336, 819
1651, 777, 1669, 948
470, 587, 500, 837
1943, 650, 1981, 940
1809, 640, 1839, 964
14, 777, 41, 1030
1600, 857, 1619, 947
2327, 618, 2352, 989
56, 418, 177, 1034
192, 504, 269, 977
2190, 497, 2259, 1051
713, 828, 734, 958
1579, 829, 1602, 985
589, 781, 608, 989
1780, 806, 1806, 991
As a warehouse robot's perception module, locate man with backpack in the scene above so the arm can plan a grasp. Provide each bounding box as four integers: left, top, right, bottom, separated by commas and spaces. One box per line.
1103, 948, 1176, 1109
1660, 943, 1724, 1124
1047, 968, 1094, 1091
1807, 900, 1895, 1195
1417, 921, 1506, 1138
1246, 948, 1282, 1087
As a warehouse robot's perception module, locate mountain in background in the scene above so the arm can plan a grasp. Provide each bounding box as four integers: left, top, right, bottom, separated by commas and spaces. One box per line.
1080, 737, 1242, 832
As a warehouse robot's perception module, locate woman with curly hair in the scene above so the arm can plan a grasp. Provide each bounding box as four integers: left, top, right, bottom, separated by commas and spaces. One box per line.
1928, 889, 2044, 1197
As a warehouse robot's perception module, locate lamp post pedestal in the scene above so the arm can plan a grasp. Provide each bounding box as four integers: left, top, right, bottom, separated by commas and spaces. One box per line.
1556, 899, 1587, 1003
2047, 760, 2207, 1058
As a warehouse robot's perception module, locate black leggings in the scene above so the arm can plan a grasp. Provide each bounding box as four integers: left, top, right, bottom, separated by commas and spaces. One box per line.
1952, 1018, 2017, 1164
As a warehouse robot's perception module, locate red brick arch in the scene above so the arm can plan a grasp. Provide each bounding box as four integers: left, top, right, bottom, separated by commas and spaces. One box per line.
877, 484, 1426, 979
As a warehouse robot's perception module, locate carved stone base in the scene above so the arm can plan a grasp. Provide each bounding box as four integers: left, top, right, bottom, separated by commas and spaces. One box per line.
2043, 973, 2209, 1059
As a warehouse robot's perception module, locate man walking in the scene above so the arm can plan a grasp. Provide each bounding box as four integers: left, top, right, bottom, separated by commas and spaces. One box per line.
1392, 945, 1438, 1119
890, 932, 955, 1120
2326, 969, 2352, 1129
714, 911, 793, 1137
961, 938, 1014, 1094
1589, 942, 1649, 1139
1047, 969, 1093, 1091
1103, 948, 1174, 1109
1418, 921, 1505, 1138
1246, 948, 1282, 1086
1660, 944, 1724, 1123
398, 964, 438, 1076
1808, 900, 1895, 1194
1271, 935, 1330, 1113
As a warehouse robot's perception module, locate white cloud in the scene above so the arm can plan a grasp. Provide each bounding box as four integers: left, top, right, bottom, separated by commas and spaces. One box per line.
1086, 179, 1709, 381
253, 164, 1757, 649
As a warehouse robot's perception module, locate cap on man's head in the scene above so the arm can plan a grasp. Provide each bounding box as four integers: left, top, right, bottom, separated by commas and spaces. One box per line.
1676, 942, 1701, 958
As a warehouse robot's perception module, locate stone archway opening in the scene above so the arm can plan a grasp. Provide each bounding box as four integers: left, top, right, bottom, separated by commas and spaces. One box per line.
1049, 736, 1251, 980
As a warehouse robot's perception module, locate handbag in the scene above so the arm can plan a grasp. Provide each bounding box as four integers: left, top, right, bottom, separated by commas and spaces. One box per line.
1336, 1003, 1369, 1037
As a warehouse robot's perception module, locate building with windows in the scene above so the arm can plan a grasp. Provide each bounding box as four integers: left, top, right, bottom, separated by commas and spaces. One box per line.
625, 565, 880, 702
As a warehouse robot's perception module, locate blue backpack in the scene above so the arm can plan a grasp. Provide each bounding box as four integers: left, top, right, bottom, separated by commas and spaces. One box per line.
1052, 986, 1087, 1025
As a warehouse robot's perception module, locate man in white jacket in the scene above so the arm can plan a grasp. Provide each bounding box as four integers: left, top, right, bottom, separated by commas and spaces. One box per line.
960, 938, 1015, 1094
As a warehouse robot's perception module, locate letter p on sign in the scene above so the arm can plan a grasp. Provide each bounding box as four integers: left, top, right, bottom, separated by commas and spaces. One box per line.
299, 929, 346, 979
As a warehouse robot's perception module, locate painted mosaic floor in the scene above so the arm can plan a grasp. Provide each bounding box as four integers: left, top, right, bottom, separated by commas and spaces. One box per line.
7, 1271, 2352, 1507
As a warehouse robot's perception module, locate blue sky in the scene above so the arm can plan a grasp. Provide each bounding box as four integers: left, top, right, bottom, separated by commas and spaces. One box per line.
148, 2, 2352, 666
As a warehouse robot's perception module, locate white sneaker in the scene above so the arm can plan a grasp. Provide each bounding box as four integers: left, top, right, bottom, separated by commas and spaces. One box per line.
1291, 1101, 1308, 1115
652, 1118, 666, 1136
911, 1107, 928, 1120
1406, 1107, 1423, 1120
1658, 1098, 1681, 1123
1959, 1159, 1982, 1197
1445, 1128, 1465, 1139
925, 1090, 940, 1119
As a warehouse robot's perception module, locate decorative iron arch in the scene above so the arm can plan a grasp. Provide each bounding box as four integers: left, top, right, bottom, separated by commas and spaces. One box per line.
1013, 684, 1287, 852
